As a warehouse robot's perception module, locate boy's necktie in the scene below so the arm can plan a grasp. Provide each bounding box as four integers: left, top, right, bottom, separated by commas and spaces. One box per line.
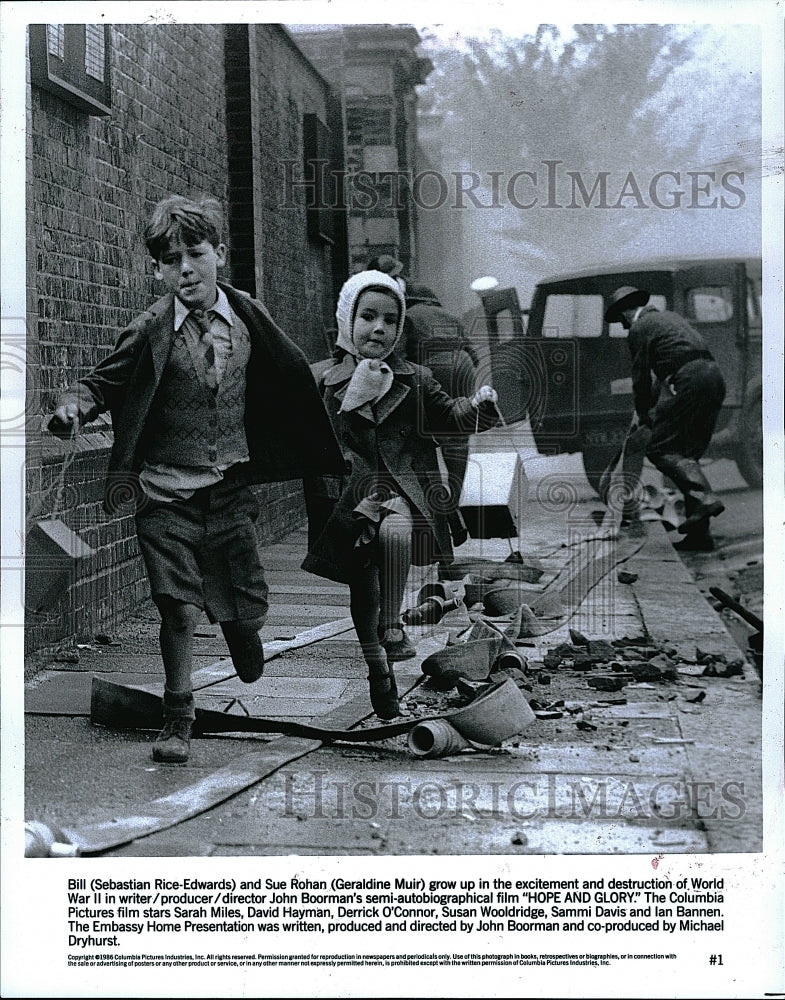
190, 308, 217, 392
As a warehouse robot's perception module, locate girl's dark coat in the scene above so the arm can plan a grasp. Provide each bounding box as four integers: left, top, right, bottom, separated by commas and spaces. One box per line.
302, 353, 493, 584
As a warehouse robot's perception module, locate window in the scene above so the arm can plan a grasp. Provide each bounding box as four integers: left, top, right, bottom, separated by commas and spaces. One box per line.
346, 104, 393, 147
686, 286, 733, 323
543, 294, 604, 338
303, 114, 335, 244
84, 25, 106, 81
46, 24, 65, 59
30, 24, 111, 115
747, 279, 761, 325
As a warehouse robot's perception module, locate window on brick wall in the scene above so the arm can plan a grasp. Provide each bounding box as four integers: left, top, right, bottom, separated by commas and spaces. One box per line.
346, 104, 393, 146
303, 113, 335, 244
30, 24, 112, 115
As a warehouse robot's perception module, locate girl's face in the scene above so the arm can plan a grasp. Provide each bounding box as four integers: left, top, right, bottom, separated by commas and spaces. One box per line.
353, 290, 400, 360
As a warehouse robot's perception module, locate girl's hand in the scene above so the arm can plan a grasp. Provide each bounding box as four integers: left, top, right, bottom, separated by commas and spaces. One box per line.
471, 385, 498, 408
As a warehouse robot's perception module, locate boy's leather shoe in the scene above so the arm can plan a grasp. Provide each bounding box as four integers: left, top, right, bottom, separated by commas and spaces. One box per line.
226, 631, 265, 683
152, 718, 193, 763
379, 625, 417, 662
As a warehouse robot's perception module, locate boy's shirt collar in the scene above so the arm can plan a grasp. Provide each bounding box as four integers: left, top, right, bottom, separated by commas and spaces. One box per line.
173, 287, 233, 331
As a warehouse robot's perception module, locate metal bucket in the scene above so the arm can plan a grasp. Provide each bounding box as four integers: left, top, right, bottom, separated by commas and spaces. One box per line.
448, 677, 536, 745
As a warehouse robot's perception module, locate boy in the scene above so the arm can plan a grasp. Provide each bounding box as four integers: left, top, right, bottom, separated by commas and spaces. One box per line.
49, 195, 343, 762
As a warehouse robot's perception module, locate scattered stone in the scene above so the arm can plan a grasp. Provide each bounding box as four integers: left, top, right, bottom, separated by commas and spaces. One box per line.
537, 673, 551, 685
617, 570, 639, 584
587, 674, 629, 692
456, 677, 489, 700
629, 753, 640, 763
511, 831, 528, 846
570, 652, 597, 671
534, 710, 563, 720
686, 690, 707, 704
94, 633, 120, 646
53, 649, 79, 663
613, 635, 650, 647
569, 628, 589, 646
576, 718, 598, 731
586, 639, 616, 661
626, 660, 678, 682
703, 659, 744, 679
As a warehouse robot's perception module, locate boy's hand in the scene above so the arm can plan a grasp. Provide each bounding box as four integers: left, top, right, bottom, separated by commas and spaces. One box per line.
471, 385, 498, 408
48, 404, 80, 438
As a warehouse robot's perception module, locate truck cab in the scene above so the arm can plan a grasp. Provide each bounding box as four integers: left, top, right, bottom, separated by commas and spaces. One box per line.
480, 257, 762, 491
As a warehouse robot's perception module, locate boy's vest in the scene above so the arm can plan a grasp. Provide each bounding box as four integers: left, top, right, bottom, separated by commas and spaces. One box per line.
145, 322, 250, 467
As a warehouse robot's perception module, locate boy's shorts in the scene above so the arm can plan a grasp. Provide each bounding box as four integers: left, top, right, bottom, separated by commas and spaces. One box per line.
135, 472, 269, 623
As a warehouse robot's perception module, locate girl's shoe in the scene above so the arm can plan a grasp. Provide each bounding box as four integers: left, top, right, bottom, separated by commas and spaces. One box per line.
379, 624, 417, 661
367, 662, 400, 719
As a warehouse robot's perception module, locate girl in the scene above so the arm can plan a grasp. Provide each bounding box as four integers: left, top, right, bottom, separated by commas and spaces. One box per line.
303, 270, 498, 719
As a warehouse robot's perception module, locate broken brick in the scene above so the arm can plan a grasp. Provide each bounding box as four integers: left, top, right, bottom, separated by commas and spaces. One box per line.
587, 674, 630, 692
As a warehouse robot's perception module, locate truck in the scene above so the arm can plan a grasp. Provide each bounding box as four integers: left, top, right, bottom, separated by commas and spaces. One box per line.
476, 257, 763, 492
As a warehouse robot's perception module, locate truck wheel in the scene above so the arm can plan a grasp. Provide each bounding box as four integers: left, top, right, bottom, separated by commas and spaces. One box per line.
734, 380, 763, 488
581, 444, 622, 496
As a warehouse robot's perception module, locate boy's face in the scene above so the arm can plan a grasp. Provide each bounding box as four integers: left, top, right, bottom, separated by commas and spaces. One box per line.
153, 238, 226, 310
353, 290, 400, 360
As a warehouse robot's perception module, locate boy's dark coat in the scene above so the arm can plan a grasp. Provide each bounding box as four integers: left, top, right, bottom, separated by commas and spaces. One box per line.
55, 282, 344, 512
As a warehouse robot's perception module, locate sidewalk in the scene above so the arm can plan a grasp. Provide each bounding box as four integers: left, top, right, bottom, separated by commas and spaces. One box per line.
24, 480, 762, 858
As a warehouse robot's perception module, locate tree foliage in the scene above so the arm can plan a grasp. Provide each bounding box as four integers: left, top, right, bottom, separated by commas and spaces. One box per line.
416, 24, 761, 284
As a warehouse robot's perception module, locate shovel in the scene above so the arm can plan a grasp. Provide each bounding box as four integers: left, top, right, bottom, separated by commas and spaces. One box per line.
599, 415, 651, 515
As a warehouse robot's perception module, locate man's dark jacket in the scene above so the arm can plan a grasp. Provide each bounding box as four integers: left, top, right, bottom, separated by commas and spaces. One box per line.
628, 306, 712, 419
55, 282, 345, 513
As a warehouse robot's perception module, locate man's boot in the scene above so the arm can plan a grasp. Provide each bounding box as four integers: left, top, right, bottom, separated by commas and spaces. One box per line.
672, 493, 716, 551
655, 456, 724, 533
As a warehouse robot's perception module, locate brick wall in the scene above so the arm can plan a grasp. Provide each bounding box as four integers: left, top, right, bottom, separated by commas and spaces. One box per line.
25, 23, 342, 657
248, 25, 338, 362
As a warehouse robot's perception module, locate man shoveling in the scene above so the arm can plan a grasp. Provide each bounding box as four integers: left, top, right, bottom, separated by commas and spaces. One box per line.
604, 286, 726, 551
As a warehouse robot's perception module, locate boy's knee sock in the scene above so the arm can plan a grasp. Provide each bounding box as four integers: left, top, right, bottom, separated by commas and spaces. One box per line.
158, 601, 201, 697
162, 685, 195, 722
378, 512, 412, 628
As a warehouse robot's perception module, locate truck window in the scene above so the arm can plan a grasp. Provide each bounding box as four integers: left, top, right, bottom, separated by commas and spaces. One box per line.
686, 286, 733, 323
747, 279, 761, 327
542, 294, 603, 338
607, 293, 667, 337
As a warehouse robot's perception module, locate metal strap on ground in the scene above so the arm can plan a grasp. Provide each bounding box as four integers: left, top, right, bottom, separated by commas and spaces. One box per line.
63, 664, 426, 855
